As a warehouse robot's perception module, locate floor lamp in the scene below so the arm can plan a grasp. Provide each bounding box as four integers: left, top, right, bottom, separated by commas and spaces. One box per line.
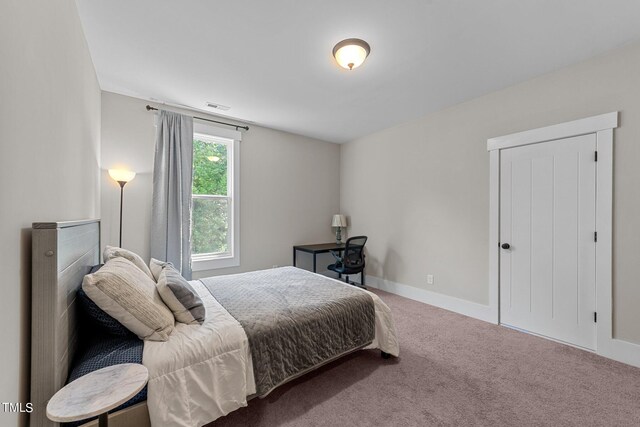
108, 169, 136, 248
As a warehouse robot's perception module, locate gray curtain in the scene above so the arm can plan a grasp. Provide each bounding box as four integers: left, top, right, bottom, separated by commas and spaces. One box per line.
150, 110, 194, 279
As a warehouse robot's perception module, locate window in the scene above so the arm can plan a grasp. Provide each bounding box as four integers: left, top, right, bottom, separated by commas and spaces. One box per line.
191, 125, 240, 271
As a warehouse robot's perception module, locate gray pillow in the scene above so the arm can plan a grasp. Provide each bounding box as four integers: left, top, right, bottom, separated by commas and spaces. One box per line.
152, 259, 205, 324
149, 258, 173, 282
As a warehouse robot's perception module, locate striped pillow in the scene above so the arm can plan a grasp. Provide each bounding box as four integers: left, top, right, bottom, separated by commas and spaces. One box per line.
77, 287, 133, 337
82, 257, 175, 341
151, 258, 205, 324
103, 246, 154, 280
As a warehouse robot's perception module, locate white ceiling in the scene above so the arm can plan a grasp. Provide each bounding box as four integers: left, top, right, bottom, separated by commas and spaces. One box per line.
77, 0, 640, 143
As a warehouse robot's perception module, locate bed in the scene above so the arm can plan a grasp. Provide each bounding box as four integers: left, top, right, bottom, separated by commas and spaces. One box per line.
30, 220, 399, 427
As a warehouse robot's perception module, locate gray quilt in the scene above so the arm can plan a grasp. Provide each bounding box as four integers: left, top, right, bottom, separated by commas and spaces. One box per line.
200, 267, 375, 396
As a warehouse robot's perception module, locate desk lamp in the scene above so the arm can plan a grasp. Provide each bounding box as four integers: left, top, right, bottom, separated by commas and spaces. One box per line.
332, 214, 347, 245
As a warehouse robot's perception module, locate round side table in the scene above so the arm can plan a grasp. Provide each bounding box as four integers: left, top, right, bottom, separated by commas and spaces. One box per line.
46, 363, 149, 427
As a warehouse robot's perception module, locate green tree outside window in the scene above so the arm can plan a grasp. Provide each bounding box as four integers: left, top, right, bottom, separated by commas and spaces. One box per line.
192, 138, 230, 255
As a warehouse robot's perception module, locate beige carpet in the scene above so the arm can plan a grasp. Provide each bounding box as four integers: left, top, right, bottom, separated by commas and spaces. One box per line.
211, 289, 640, 426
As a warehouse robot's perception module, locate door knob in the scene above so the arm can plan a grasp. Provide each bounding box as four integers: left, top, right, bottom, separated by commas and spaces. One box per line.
501, 243, 510, 249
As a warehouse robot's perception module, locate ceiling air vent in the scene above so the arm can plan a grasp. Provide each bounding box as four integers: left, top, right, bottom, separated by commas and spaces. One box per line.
206, 102, 230, 111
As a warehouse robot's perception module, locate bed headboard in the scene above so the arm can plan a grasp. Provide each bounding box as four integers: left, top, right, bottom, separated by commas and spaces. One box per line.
30, 219, 100, 427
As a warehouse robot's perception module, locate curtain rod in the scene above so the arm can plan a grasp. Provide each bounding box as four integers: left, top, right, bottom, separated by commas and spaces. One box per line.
145, 105, 249, 131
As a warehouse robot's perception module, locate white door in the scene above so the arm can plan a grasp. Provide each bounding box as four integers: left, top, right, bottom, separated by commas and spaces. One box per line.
499, 134, 597, 350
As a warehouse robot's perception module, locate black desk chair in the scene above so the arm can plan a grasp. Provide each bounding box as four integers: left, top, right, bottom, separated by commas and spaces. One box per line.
328, 236, 367, 288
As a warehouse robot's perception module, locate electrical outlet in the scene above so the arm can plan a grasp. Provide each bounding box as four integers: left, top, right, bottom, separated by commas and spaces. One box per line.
427, 274, 434, 285
272, 265, 279, 269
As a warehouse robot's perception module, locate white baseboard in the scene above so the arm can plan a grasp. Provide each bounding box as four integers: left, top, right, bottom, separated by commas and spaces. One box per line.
365, 275, 495, 323
506, 326, 640, 369
598, 337, 640, 369
366, 275, 640, 368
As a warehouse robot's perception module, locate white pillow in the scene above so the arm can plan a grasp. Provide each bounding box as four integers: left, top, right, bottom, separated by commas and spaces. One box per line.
103, 246, 154, 280
82, 257, 175, 341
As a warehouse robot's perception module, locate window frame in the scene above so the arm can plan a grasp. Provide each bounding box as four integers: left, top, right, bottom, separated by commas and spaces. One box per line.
191, 122, 241, 271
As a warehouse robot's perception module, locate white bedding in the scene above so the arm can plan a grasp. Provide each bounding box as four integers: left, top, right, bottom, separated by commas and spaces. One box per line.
143, 270, 399, 427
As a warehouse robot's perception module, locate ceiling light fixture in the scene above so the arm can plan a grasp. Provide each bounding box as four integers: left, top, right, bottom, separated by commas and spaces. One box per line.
332, 38, 371, 70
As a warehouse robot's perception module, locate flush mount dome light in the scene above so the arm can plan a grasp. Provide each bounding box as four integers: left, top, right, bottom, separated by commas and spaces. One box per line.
332, 38, 371, 70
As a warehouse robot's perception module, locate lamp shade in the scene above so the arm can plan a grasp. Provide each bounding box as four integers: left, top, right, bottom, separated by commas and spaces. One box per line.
108, 169, 136, 183
332, 214, 347, 228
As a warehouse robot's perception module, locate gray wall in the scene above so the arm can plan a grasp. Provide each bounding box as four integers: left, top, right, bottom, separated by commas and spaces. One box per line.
341, 41, 640, 345
100, 92, 341, 278
0, 1, 101, 425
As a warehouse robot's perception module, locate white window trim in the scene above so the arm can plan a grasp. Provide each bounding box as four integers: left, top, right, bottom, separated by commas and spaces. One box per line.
191, 121, 241, 271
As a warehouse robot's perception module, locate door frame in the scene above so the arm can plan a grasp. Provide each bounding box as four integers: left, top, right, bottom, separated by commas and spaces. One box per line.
486, 112, 640, 367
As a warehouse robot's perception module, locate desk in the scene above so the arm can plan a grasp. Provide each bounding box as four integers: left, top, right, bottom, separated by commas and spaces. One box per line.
293, 242, 344, 273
